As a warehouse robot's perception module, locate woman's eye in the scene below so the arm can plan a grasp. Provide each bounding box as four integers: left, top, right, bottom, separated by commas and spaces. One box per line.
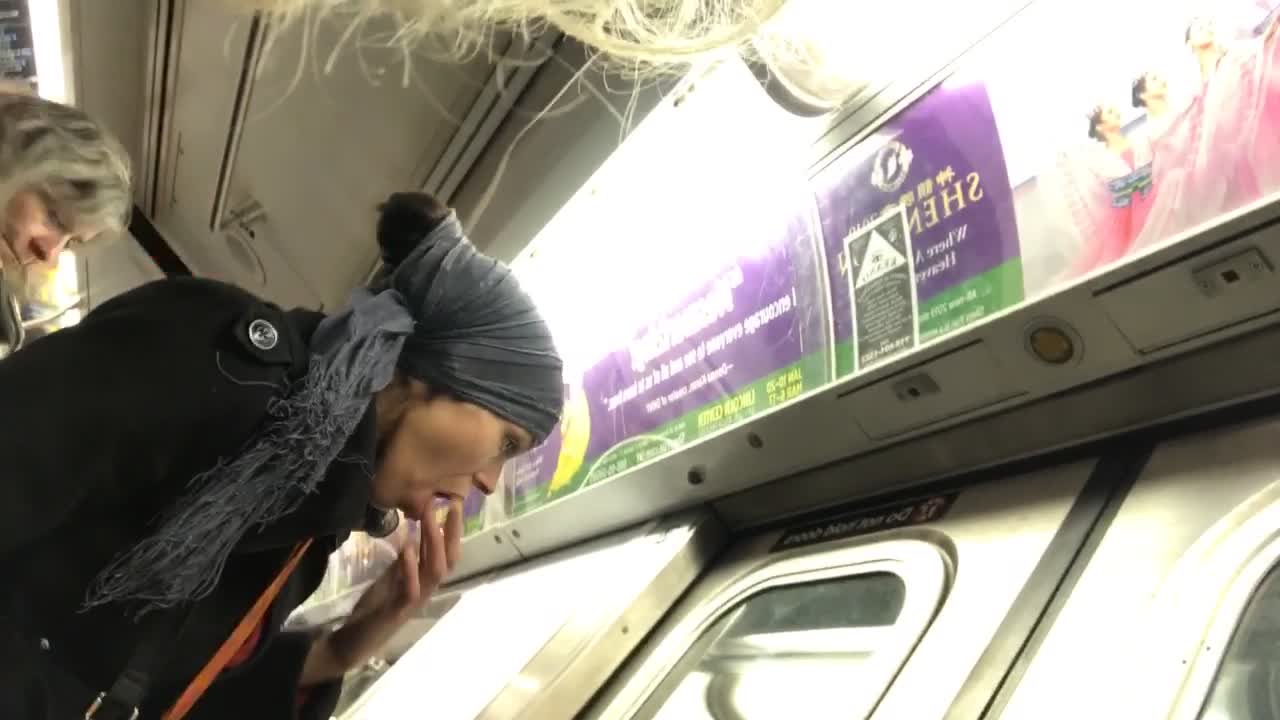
501, 436, 518, 458
46, 208, 68, 233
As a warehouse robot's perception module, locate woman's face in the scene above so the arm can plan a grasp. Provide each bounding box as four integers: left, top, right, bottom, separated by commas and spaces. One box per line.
0, 190, 96, 267
1096, 105, 1122, 134
1187, 18, 1217, 49
1141, 73, 1168, 104
371, 383, 534, 519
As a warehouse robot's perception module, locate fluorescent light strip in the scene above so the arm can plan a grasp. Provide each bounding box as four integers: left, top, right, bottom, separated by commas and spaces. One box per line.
27, 0, 66, 103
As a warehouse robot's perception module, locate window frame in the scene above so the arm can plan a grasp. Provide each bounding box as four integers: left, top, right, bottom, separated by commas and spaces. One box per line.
1173, 530, 1280, 720
596, 538, 949, 720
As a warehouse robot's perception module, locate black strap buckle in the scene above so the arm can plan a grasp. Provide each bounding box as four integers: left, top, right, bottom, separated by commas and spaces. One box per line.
84, 691, 139, 720
85, 665, 149, 720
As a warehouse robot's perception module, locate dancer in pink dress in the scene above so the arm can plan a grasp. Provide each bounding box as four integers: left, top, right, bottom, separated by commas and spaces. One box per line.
1182, 16, 1277, 220
1245, 9, 1280, 193
1132, 73, 1176, 143
1037, 105, 1150, 280
1131, 14, 1280, 251
1128, 70, 1198, 251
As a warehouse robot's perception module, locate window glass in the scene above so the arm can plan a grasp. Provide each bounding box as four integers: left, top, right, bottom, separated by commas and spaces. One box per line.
640, 572, 907, 720
1200, 565, 1280, 719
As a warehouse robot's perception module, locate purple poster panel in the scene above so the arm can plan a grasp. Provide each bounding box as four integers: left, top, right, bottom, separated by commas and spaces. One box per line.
507, 209, 832, 516
812, 79, 1022, 377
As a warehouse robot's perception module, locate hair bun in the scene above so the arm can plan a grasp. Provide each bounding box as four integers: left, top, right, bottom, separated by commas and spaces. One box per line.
376, 192, 452, 269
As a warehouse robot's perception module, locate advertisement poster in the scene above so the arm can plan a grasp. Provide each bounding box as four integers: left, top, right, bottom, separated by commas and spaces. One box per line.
503, 59, 834, 517
813, 80, 1022, 377
508, 211, 832, 516
981, 0, 1280, 296
497, 0, 1280, 521
847, 208, 919, 370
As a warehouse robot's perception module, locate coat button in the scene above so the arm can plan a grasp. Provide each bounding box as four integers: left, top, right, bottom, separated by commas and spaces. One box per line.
248, 319, 279, 351
39, 637, 50, 651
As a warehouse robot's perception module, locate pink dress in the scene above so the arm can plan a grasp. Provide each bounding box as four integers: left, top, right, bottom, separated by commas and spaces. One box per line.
1130, 106, 1203, 250
1247, 13, 1280, 192
1039, 141, 1148, 279
1182, 25, 1279, 223
1132, 22, 1280, 251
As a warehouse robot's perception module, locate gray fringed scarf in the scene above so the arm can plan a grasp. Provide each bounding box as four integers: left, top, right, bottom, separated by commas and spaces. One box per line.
83, 214, 562, 614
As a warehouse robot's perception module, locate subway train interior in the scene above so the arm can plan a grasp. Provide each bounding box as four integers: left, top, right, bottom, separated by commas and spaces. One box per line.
11, 0, 1280, 717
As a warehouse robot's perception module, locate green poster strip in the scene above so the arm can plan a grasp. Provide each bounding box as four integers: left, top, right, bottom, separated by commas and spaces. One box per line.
512, 352, 830, 515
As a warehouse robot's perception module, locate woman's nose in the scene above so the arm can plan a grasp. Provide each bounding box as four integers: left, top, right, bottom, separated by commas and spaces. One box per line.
30, 233, 69, 263
472, 463, 502, 496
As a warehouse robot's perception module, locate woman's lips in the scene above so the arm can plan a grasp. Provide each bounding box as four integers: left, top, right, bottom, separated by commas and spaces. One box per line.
405, 493, 463, 521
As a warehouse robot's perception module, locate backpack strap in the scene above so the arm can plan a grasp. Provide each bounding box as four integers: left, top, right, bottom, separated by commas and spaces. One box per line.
85, 540, 313, 720
83, 607, 197, 720
162, 540, 313, 720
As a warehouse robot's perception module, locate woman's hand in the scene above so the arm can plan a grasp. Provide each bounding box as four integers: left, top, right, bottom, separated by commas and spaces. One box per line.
301, 500, 463, 685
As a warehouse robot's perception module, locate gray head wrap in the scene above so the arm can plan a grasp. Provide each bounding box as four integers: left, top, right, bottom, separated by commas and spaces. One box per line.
85, 211, 563, 614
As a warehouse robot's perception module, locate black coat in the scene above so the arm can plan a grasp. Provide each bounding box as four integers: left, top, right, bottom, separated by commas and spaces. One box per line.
0, 277, 380, 719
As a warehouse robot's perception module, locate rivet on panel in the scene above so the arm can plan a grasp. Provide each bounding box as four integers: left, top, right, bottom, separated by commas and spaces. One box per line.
687, 466, 707, 486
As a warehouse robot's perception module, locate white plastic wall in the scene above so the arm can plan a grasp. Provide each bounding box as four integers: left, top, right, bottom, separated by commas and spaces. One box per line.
340, 521, 698, 720
84, 234, 165, 311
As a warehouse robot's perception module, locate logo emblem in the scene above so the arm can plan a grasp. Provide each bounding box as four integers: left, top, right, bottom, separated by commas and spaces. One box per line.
870, 139, 913, 193
248, 319, 279, 351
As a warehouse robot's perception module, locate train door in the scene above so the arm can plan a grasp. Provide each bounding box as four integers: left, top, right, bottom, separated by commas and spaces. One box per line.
993, 413, 1280, 719
582, 461, 1097, 719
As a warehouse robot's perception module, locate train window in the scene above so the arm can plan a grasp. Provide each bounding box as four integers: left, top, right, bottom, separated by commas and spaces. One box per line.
1199, 564, 1280, 719
637, 572, 908, 719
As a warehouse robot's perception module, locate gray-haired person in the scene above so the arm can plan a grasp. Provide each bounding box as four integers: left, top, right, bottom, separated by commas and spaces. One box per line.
0, 86, 131, 268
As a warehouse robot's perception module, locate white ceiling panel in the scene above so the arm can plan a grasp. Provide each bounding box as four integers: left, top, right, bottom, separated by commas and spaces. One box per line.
229, 17, 500, 309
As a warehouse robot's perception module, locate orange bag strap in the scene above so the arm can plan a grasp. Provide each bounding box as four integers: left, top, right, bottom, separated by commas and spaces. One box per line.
161, 539, 314, 720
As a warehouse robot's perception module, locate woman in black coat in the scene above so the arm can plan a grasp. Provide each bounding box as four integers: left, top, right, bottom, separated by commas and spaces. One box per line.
0, 192, 564, 719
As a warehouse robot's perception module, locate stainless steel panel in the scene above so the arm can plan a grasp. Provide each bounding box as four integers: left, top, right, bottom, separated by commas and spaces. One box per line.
715, 314, 1280, 533
999, 415, 1280, 719
589, 462, 1089, 720
1097, 215, 1280, 353
844, 340, 1023, 440
492, 198, 1280, 579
